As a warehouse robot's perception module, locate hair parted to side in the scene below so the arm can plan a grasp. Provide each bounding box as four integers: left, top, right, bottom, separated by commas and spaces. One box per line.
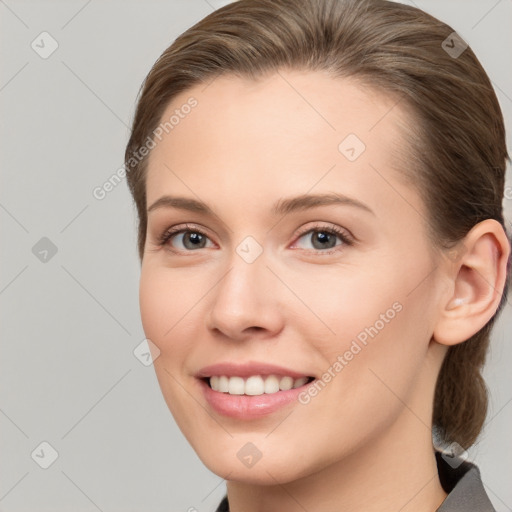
125, 0, 511, 449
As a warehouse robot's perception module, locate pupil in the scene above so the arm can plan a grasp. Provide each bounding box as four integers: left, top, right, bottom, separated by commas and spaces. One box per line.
314, 232, 335, 249
185, 232, 204, 248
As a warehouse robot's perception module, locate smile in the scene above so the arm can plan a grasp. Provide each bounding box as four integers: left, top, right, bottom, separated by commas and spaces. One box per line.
196, 361, 317, 418
206, 374, 315, 395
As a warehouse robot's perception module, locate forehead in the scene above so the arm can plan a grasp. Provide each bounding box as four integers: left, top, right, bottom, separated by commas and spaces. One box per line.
145, 69, 420, 220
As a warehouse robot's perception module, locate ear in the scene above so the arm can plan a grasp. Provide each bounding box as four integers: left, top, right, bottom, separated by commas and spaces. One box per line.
433, 219, 510, 346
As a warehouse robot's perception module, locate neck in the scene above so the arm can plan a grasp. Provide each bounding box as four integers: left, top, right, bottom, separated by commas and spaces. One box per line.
225, 408, 447, 512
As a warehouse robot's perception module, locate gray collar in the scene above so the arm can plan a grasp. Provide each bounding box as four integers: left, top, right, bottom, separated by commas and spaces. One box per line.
435, 451, 495, 511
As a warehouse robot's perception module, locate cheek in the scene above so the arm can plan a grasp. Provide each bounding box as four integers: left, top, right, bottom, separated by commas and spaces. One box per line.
139, 269, 167, 344
139, 263, 192, 322
139, 266, 190, 357
311, 261, 433, 397
304, 267, 402, 353
139, 267, 201, 432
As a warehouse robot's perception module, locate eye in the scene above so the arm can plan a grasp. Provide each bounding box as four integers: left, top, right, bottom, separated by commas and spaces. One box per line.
157, 222, 353, 254
291, 223, 353, 253
158, 224, 214, 252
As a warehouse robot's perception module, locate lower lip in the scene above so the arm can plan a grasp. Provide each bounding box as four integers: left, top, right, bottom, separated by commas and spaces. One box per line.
198, 378, 313, 419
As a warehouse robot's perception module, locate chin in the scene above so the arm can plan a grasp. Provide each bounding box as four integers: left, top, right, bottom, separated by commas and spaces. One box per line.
188, 433, 328, 486
200, 453, 309, 485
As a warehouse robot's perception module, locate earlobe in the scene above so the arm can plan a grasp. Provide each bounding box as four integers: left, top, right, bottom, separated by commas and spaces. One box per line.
433, 219, 510, 346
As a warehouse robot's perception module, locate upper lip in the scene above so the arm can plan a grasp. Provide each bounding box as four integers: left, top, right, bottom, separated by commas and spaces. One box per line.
196, 361, 313, 379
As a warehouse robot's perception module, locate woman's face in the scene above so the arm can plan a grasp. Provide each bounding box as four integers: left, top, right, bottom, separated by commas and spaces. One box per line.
140, 70, 448, 483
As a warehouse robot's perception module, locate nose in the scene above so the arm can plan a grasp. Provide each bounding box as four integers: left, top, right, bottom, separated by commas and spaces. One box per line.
206, 246, 285, 341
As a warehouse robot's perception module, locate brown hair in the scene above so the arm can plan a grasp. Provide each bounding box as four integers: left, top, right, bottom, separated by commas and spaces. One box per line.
124, 0, 510, 448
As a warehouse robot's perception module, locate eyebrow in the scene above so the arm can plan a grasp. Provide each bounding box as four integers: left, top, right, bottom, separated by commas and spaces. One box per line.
147, 192, 375, 217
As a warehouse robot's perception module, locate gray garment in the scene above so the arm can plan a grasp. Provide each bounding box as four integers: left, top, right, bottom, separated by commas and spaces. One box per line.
215, 452, 495, 512
436, 452, 495, 511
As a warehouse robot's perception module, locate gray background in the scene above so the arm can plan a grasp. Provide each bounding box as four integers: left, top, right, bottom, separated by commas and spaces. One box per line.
1, 1, 511, 511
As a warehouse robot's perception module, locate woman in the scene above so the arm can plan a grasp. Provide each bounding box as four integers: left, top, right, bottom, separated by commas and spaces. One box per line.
124, 0, 510, 510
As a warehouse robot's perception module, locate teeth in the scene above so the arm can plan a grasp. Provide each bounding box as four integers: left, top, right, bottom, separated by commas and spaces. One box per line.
292, 377, 308, 388
210, 376, 220, 391
279, 376, 293, 390
208, 374, 311, 396
264, 375, 279, 394
228, 376, 245, 395
218, 376, 229, 392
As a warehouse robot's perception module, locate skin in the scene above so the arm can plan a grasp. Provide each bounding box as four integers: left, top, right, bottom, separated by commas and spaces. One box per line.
139, 70, 509, 512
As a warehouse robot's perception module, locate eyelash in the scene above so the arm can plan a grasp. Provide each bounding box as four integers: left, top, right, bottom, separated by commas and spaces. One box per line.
157, 224, 207, 247
157, 222, 354, 255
